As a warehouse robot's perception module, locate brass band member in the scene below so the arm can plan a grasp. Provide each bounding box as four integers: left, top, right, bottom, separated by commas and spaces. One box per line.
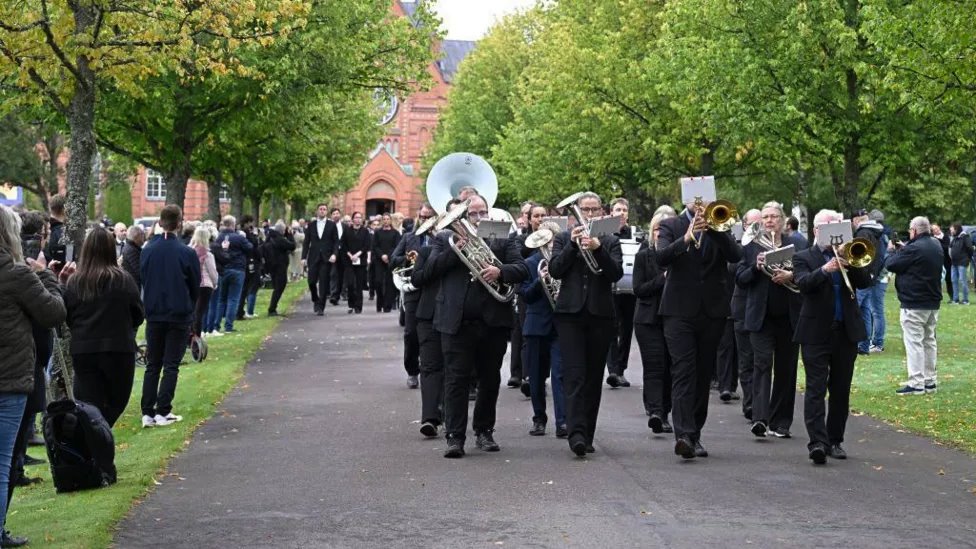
606, 197, 636, 388
792, 209, 871, 464
391, 203, 437, 389
633, 211, 675, 434
429, 195, 528, 458
657, 196, 743, 459
549, 192, 623, 457
736, 201, 802, 438
731, 209, 761, 421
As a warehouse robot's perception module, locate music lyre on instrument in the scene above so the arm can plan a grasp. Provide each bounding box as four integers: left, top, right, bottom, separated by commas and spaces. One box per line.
557, 191, 602, 274
525, 227, 561, 308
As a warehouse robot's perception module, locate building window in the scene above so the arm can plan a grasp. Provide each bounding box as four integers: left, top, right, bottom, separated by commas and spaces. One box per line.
219, 184, 230, 202
392, 139, 399, 159
146, 169, 166, 201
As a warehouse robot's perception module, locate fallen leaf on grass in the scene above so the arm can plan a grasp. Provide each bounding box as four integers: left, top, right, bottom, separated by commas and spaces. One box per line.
873, 465, 883, 471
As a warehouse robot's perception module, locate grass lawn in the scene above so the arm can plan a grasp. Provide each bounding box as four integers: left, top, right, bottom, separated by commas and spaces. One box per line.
7, 283, 306, 548
800, 288, 976, 454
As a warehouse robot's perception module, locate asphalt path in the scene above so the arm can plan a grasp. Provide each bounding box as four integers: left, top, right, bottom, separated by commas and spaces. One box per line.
116, 294, 976, 548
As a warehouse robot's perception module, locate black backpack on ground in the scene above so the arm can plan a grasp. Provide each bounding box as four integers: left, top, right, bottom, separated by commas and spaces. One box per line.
43, 399, 117, 493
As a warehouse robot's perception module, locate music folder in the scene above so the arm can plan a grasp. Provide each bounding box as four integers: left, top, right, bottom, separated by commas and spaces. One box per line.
764, 244, 795, 266
815, 221, 853, 249
588, 215, 624, 239
476, 220, 513, 241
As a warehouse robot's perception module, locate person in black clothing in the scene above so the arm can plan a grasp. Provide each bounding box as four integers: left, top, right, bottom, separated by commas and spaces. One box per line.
329, 208, 346, 305
409, 222, 446, 437
263, 221, 296, 316
736, 201, 803, 439
549, 192, 623, 457
371, 213, 400, 313
236, 215, 263, 320
64, 226, 145, 427
430, 195, 528, 458
606, 197, 637, 389
932, 223, 952, 299
391, 204, 436, 388
948, 223, 973, 304
656, 194, 743, 459
731, 209, 762, 421
302, 203, 339, 316
793, 209, 871, 464
44, 194, 68, 265
341, 212, 371, 314
120, 225, 146, 290
633, 211, 674, 434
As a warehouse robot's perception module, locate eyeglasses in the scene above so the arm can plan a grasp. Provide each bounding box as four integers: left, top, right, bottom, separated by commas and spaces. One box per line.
762, 214, 782, 220
418, 214, 433, 220
580, 207, 603, 214
467, 210, 490, 218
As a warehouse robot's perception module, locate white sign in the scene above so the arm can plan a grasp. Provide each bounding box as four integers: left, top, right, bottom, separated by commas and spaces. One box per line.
815, 221, 853, 249
680, 175, 717, 204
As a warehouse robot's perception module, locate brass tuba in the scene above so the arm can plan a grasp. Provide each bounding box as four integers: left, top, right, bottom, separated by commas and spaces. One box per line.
435, 199, 515, 302
741, 222, 800, 293
690, 197, 740, 249
557, 191, 602, 274
524, 228, 561, 308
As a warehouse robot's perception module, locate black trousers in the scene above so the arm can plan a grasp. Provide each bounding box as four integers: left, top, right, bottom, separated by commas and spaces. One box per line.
402, 298, 421, 376
267, 265, 288, 314
193, 287, 213, 337
750, 315, 799, 430
417, 319, 444, 425
554, 312, 615, 444
441, 322, 509, 441
734, 320, 755, 415
802, 329, 858, 449
510, 302, 524, 380
344, 263, 366, 312
716, 318, 738, 393
607, 293, 636, 375
374, 263, 396, 312
236, 268, 261, 318
307, 259, 332, 311
73, 352, 136, 427
663, 315, 725, 441
635, 323, 672, 418
141, 321, 189, 417
330, 261, 345, 302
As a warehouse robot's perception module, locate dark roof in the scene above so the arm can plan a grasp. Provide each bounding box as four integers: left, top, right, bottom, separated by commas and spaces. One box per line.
438, 40, 476, 83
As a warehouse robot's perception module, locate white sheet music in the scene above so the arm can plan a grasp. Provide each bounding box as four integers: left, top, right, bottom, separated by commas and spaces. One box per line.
815, 221, 853, 249
476, 220, 512, 240
680, 176, 717, 204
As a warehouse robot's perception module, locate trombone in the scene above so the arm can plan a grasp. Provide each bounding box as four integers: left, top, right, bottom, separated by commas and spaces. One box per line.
833, 237, 875, 299
689, 197, 740, 249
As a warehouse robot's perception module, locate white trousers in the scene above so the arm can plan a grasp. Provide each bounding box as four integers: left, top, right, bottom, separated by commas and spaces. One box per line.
899, 308, 939, 389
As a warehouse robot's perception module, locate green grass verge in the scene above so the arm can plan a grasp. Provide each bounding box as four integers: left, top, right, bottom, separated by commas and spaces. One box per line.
7, 283, 306, 548
798, 289, 976, 454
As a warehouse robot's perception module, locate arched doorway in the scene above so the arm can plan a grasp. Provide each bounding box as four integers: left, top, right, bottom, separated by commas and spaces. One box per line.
365, 180, 397, 217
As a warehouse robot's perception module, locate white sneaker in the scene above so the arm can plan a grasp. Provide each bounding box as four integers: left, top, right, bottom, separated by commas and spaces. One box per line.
141, 415, 156, 428
208, 330, 224, 338
245, 313, 257, 319
162, 413, 183, 423
153, 414, 174, 426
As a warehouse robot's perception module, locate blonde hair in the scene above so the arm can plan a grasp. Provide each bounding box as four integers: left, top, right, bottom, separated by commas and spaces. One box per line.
650, 210, 675, 249
0, 205, 25, 263
190, 226, 212, 249
761, 201, 785, 218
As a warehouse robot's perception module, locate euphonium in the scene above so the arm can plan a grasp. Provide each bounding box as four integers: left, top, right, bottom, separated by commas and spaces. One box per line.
556, 191, 602, 274
742, 222, 800, 294
435, 199, 515, 302
524, 228, 561, 308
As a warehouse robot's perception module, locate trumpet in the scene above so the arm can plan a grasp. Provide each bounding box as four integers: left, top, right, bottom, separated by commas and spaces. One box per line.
556, 191, 602, 274
690, 197, 739, 249
742, 222, 800, 294
833, 237, 876, 299
435, 199, 515, 302
524, 228, 561, 308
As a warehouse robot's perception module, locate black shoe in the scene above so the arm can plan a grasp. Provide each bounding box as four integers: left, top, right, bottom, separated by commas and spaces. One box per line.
743, 407, 753, 421
809, 443, 827, 465
407, 375, 419, 389
648, 414, 664, 434
751, 421, 768, 437
555, 424, 568, 438
355, 309, 362, 314
268, 311, 279, 317
529, 422, 546, 436
1, 531, 28, 548
520, 380, 531, 398
719, 390, 732, 402
420, 421, 438, 438
606, 374, 620, 388
444, 438, 465, 458
475, 431, 500, 452
618, 374, 630, 387
347, 308, 353, 314
330, 299, 339, 306
769, 427, 792, 439
661, 420, 673, 434
22, 454, 44, 466
569, 435, 587, 457
27, 436, 44, 447
829, 443, 847, 460
674, 436, 695, 459
585, 444, 595, 454
13, 476, 41, 487
315, 310, 324, 316
507, 376, 521, 388
693, 440, 708, 457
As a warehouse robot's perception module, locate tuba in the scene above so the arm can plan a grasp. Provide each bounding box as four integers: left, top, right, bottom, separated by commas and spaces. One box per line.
834, 237, 876, 299
435, 199, 515, 302
690, 197, 740, 249
742, 222, 800, 293
525, 228, 561, 308
556, 191, 602, 274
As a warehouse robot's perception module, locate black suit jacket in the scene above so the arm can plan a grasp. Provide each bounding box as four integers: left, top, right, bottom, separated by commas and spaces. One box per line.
429, 230, 527, 335
301, 218, 338, 268
632, 247, 666, 326
792, 246, 870, 345
548, 230, 623, 318
729, 263, 746, 323
735, 234, 804, 332
410, 246, 440, 321
656, 211, 743, 318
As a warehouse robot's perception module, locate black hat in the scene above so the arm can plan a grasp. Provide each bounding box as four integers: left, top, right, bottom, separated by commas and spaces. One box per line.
850, 208, 868, 219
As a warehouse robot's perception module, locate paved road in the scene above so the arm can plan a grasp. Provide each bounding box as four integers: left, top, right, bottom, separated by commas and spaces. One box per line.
116, 294, 976, 548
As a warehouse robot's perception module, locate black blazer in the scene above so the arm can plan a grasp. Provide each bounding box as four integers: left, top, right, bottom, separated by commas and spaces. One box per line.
735, 234, 804, 333
410, 246, 440, 321
519, 253, 555, 336
729, 263, 746, 323
429, 231, 527, 335
548, 230, 623, 318
301, 218, 338, 268
656, 211, 743, 319
792, 246, 870, 345
632, 247, 666, 326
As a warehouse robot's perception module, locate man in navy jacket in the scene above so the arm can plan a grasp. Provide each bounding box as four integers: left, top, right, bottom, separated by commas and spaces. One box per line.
140, 204, 201, 428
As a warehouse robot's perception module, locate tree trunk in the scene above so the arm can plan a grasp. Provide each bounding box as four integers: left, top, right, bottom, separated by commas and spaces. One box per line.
164, 99, 195, 210
230, 173, 245, 219
206, 172, 222, 221
250, 193, 261, 221
269, 193, 284, 222
64, 5, 98, 250
290, 198, 306, 221
838, 0, 864, 216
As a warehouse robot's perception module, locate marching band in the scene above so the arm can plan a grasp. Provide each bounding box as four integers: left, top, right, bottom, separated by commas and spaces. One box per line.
391, 152, 873, 464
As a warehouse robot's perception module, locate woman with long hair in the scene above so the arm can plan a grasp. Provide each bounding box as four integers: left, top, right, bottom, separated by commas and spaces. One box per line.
190, 227, 219, 337
63, 226, 144, 427
0, 205, 66, 547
